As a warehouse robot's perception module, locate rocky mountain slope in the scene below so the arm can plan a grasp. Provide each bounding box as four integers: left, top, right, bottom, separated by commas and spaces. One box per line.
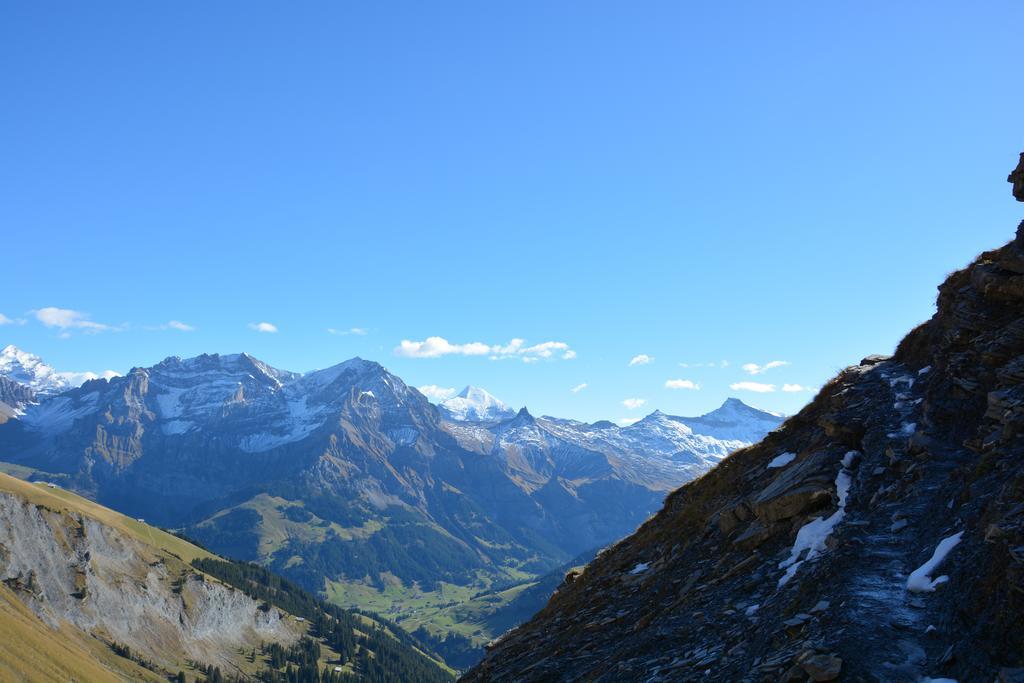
0, 347, 777, 641
465, 215, 1024, 678
0, 472, 453, 681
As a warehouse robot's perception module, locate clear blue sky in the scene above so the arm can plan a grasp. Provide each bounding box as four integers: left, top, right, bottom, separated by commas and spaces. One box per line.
2, 1, 1022, 422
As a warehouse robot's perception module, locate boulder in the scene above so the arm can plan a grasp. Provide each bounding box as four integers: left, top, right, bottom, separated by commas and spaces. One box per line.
753, 450, 836, 523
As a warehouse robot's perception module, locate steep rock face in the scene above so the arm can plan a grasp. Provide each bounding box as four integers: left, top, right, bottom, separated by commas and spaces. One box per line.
465, 229, 1024, 682
0, 488, 296, 672
0, 376, 35, 421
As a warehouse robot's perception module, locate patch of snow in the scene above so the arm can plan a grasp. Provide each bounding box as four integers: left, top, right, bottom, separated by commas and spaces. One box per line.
778, 457, 853, 587
20, 393, 100, 433
744, 604, 759, 616
767, 452, 796, 469
841, 450, 860, 468
918, 366, 931, 375
907, 531, 963, 593
628, 562, 649, 575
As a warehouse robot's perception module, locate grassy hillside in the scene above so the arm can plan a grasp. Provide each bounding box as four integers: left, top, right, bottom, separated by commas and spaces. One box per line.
0, 468, 455, 681
0, 583, 165, 683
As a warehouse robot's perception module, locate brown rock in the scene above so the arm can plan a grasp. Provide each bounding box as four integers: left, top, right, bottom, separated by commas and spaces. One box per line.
732, 521, 772, 550
800, 653, 842, 681
1010, 152, 1024, 202
753, 450, 836, 523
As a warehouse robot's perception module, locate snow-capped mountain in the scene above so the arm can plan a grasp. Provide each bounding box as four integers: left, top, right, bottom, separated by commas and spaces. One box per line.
439, 385, 516, 422
445, 397, 784, 490
0, 345, 73, 396
0, 344, 119, 397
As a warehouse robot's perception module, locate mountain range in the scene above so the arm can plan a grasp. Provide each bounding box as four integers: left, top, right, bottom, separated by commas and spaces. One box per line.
0, 345, 781, 666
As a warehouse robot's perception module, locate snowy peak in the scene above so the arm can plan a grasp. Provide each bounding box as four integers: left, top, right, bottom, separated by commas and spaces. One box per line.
675, 397, 785, 442
440, 385, 516, 422
0, 345, 72, 396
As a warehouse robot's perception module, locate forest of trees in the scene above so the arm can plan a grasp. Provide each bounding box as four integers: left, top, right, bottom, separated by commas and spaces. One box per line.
191, 558, 453, 683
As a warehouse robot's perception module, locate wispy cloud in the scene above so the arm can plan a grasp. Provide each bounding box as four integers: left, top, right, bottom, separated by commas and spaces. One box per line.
571, 383, 588, 393
328, 327, 368, 336
34, 307, 114, 335
664, 379, 700, 390
395, 336, 575, 362
730, 381, 776, 393
417, 384, 457, 401
248, 321, 279, 333
742, 360, 790, 375
782, 383, 813, 392
622, 398, 647, 409
0, 313, 25, 326
145, 320, 195, 332
628, 354, 653, 367
678, 360, 729, 369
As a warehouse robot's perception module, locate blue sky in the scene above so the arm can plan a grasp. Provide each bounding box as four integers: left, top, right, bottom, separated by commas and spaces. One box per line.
2, 2, 1022, 423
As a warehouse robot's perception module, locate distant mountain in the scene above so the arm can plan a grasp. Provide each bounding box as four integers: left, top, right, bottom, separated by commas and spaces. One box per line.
440, 385, 516, 422
0, 344, 72, 396
0, 351, 780, 669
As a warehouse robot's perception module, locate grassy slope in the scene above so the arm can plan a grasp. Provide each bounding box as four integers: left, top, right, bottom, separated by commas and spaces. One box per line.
0, 466, 455, 679
0, 583, 166, 683
0, 472, 214, 564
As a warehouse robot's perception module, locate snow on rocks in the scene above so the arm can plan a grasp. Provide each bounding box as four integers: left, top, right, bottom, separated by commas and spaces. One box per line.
777, 452, 857, 586
767, 452, 796, 469
906, 531, 963, 593
629, 562, 649, 575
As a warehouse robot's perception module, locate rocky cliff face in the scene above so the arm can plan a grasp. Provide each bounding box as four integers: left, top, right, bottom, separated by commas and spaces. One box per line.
0, 481, 297, 673
465, 223, 1024, 681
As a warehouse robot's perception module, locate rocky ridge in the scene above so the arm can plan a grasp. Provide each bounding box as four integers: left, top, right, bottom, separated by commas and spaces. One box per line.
465, 207, 1024, 678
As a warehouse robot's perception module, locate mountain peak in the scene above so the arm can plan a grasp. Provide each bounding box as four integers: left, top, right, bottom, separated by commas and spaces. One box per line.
0, 345, 72, 396
440, 385, 516, 422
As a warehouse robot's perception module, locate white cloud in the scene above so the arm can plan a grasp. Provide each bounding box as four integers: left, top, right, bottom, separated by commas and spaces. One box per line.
628, 354, 653, 367
665, 379, 700, 390
730, 381, 777, 393
617, 417, 642, 427
167, 320, 194, 331
417, 384, 457, 401
248, 322, 279, 333
395, 336, 575, 362
57, 369, 121, 386
571, 383, 588, 393
622, 398, 647, 409
0, 313, 15, 325
742, 360, 790, 375
782, 383, 813, 392
328, 327, 368, 336
34, 307, 111, 333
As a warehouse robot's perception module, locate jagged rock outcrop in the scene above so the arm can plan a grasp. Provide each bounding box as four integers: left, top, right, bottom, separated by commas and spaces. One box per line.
1010, 152, 1024, 202
465, 221, 1024, 679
